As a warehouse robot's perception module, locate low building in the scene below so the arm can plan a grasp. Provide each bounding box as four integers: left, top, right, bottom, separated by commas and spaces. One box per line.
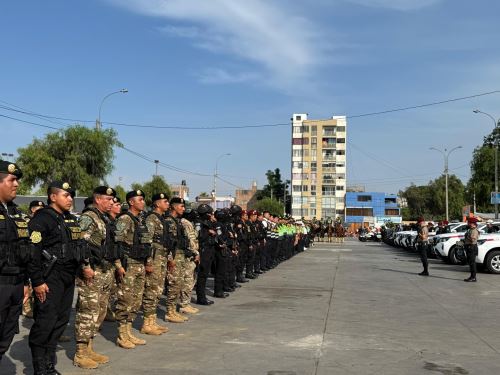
170, 180, 190, 200
345, 192, 402, 231
195, 195, 235, 210
235, 181, 260, 210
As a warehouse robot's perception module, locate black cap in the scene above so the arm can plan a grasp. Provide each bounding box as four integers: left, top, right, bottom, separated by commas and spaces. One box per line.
0, 161, 23, 179
126, 189, 145, 201
93, 186, 116, 197
29, 200, 45, 209
170, 197, 185, 205
152, 192, 169, 202
197, 204, 213, 215
84, 197, 93, 207
47, 181, 75, 198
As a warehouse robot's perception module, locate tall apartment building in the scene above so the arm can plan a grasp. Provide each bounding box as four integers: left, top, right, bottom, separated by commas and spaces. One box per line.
291, 114, 347, 220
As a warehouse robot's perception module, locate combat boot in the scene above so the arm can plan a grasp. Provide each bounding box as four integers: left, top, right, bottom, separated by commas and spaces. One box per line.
140, 316, 163, 336
33, 356, 48, 375
73, 343, 98, 369
166, 308, 185, 323
87, 338, 109, 364
180, 304, 199, 314
116, 323, 135, 349
151, 314, 169, 333
175, 310, 189, 321
126, 323, 146, 345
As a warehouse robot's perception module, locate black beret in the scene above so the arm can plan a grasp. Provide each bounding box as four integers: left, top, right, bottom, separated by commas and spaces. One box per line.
169, 197, 185, 205
29, 200, 45, 209
0, 161, 23, 179
126, 189, 145, 201
93, 186, 116, 197
47, 180, 75, 198
152, 192, 169, 202
84, 197, 93, 207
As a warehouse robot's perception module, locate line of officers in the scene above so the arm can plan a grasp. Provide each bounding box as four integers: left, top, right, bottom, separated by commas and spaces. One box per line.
0, 161, 309, 375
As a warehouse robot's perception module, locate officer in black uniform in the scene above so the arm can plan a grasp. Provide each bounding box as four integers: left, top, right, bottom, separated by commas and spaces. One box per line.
0, 161, 30, 363
231, 205, 249, 283
28, 181, 93, 375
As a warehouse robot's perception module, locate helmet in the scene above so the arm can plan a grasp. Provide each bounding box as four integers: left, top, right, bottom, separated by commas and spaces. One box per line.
230, 205, 242, 216
197, 204, 213, 215
215, 209, 227, 221
183, 209, 199, 222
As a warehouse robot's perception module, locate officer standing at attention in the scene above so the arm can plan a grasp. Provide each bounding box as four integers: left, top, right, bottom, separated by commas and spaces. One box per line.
416, 217, 429, 276
464, 217, 480, 282
28, 181, 93, 375
0, 161, 30, 363
73, 186, 117, 369
142, 193, 171, 335
114, 190, 152, 349
196, 204, 218, 305
179, 209, 200, 314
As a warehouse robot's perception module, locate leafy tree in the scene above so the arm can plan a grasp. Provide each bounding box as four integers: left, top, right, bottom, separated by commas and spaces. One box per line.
258, 168, 290, 213
131, 175, 172, 207
16, 125, 120, 196
251, 197, 284, 217
467, 144, 495, 212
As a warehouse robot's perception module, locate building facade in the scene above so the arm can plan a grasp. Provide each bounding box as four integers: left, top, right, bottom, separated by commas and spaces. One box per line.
170, 180, 190, 200
291, 114, 347, 220
345, 192, 402, 231
234, 181, 259, 210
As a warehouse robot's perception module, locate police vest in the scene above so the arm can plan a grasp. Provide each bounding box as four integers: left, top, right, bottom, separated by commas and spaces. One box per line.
85, 207, 119, 264
0, 203, 31, 277
122, 212, 152, 260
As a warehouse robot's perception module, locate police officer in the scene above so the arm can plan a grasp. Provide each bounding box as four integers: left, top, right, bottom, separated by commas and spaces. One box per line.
142, 193, 171, 334
231, 205, 249, 284
179, 209, 200, 314
114, 189, 152, 349
28, 181, 93, 375
196, 204, 219, 304
73, 186, 117, 369
416, 217, 429, 276
246, 210, 259, 278
485, 219, 499, 234
163, 197, 191, 322
0, 161, 30, 363
464, 217, 479, 282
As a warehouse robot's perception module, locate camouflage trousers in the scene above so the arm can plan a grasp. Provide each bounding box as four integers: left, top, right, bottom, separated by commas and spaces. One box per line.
115, 260, 146, 323
166, 252, 192, 310
74, 265, 114, 342
179, 259, 197, 308
142, 252, 167, 317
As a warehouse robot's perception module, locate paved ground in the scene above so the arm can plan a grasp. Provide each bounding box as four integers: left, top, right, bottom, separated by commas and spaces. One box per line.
3, 239, 500, 374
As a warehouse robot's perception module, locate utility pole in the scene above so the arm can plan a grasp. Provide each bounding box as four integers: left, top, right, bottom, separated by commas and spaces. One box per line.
154, 160, 159, 176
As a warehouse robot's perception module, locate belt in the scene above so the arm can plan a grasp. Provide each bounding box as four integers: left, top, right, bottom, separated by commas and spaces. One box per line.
0, 274, 24, 285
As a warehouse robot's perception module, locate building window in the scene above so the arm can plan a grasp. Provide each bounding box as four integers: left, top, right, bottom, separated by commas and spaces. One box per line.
293, 185, 302, 192
322, 150, 335, 160
311, 137, 317, 145
385, 209, 400, 216
310, 209, 316, 216
322, 186, 335, 196
336, 209, 345, 215
295, 115, 302, 121
302, 185, 308, 192
336, 186, 344, 191
346, 208, 373, 216
337, 150, 345, 156
336, 162, 345, 168
385, 198, 397, 204
311, 162, 317, 171
293, 126, 301, 134
311, 127, 317, 136
302, 126, 309, 133
337, 138, 346, 143
322, 126, 336, 136
357, 195, 372, 202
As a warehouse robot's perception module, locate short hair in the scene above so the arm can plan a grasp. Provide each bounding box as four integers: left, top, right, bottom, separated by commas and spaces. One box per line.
0, 173, 6, 183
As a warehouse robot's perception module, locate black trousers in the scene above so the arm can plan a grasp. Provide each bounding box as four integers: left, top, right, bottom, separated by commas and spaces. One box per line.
466, 244, 478, 278
417, 242, 428, 271
213, 250, 226, 294
260, 242, 268, 269
0, 281, 23, 361
29, 268, 75, 358
246, 246, 255, 275
236, 244, 248, 276
225, 253, 237, 287
253, 244, 261, 272
196, 246, 215, 300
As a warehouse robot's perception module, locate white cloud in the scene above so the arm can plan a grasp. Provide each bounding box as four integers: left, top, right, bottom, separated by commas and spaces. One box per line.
196, 68, 261, 85
107, 0, 330, 91
345, 0, 442, 11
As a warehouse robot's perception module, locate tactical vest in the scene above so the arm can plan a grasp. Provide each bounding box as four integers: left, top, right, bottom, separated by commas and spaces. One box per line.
84, 207, 119, 264
42, 208, 87, 263
122, 212, 152, 260
0, 203, 31, 278
147, 211, 169, 257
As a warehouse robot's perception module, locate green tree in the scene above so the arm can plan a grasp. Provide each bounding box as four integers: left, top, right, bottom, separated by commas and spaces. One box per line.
400, 184, 431, 220
427, 174, 465, 220
131, 175, 172, 207
251, 197, 284, 217
467, 144, 495, 212
16, 125, 120, 196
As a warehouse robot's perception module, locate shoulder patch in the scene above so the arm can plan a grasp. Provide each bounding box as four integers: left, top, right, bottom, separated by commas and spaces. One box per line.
30, 231, 42, 244
79, 214, 94, 231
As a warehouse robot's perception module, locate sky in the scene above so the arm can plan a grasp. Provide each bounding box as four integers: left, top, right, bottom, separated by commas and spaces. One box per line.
1, 0, 500, 198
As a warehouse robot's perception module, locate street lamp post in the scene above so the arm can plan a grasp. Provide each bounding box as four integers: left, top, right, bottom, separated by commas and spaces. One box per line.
473, 110, 500, 219
429, 146, 462, 221
213, 153, 231, 209
96, 89, 128, 130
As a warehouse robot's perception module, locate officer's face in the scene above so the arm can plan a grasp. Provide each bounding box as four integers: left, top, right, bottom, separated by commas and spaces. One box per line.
0, 174, 19, 203
111, 202, 121, 216
96, 194, 113, 213
172, 203, 185, 216
156, 199, 169, 212
131, 196, 145, 212
50, 190, 73, 212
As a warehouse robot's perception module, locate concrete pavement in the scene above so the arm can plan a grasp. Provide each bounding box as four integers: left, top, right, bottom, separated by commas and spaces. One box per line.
3, 239, 500, 374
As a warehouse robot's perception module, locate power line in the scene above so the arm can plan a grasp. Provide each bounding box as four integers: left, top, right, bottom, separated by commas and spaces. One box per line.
0, 114, 60, 130
1, 89, 499, 130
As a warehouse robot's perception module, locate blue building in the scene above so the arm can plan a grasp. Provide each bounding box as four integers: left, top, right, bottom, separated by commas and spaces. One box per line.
345, 192, 402, 229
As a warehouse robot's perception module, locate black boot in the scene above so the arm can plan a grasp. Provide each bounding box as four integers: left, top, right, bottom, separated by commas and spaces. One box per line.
236, 274, 249, 283
214, 291, 229, 298
33, 357, 48, 375
45, 349, 61, 375
245, 273, 256, 279
196, 298, 214, 305
464, 276, 477, 282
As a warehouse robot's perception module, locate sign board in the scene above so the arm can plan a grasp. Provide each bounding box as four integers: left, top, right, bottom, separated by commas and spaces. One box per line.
491, 192, 500, 204
375, 216, 402, 224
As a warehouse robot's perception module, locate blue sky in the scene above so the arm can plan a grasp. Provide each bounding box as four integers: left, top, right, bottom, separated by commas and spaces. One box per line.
1, 0, 499, 198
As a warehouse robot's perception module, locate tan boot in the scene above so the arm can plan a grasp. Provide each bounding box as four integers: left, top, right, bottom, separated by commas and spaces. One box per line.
116, 323, 135, 349
166, 308, 185, 323
87, 338, 109, 364
151, 314, 169, 333
175, 311, 189, 321
140, 316, 163, 336
73, 342, 99, 369
180, 304, 199, 314
127, 323, 146, 345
